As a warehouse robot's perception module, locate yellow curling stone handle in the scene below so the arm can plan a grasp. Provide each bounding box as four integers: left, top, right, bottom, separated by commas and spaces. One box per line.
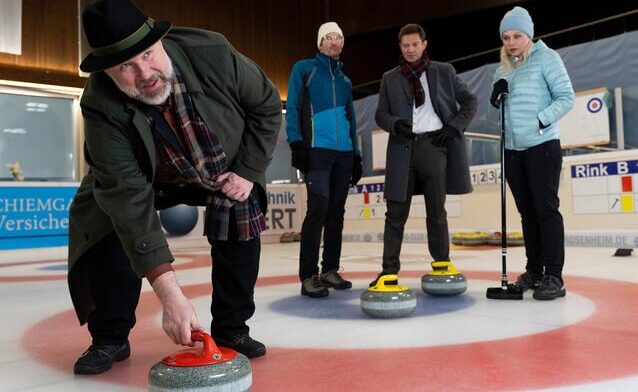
368, 274, 410, 292
429, 261, 461, 276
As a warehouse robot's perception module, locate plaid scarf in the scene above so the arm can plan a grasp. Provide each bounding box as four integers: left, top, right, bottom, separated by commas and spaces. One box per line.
399, 53, 430, 108
155, 69, 266, 241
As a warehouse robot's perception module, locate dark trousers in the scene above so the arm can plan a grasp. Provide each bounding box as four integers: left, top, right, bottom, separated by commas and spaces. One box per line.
383, 137, 449, 273
85, 231, 141, 346
82, 211, 260, 345
505, 139, 564, 278
299, 148, 353, 281
207, 209, 260, 338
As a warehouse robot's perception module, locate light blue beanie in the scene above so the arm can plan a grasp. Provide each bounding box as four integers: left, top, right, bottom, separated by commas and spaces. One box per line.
499, 6, 534, 39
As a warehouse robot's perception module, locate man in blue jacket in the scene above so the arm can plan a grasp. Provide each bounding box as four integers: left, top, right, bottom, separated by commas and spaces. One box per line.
285, 22, 362, 298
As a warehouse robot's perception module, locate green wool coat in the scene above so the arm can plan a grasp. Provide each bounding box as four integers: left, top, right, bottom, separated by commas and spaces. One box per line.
68, 27, 282, 323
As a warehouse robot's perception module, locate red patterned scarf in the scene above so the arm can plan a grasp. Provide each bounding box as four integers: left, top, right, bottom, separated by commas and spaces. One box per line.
155, 69, 266, 241
399, 54, 429, 108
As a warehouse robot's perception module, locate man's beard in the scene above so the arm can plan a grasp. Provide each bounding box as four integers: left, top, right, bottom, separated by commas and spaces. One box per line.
115, 61, 174, 106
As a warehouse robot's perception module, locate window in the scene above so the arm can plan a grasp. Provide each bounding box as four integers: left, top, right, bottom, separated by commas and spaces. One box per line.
0, 83, 82, 181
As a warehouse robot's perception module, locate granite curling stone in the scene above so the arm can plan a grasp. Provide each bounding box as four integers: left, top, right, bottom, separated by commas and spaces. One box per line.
421, 261, 467, 296
455, 231, 488, 246
148, 331, 252, 392
487, 231, 524, 246
361, 274, 417, 318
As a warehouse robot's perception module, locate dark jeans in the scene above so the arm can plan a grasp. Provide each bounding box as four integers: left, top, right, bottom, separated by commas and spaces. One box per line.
82, 210, 260, 345
382, 137, 449, 273
505, 139, 564, 278
299, 148, 353, 281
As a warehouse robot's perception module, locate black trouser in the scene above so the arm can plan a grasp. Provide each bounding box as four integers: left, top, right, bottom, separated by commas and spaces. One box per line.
299, 148, 353, 281
383, 137, 449, 273
505, 139, 564, 278
83, 211, 260, 345
207, 208, 260, 338
85, 231, 141, 346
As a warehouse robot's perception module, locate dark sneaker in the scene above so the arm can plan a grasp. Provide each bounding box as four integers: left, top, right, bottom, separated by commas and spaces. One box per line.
368, 273, 398, 288
214, 334, 266, 358
533, 275, 566, 300
73, 341, 130, 375
301, 274, 329, 297
320, 269, 352, 290
513, 271, 542, 292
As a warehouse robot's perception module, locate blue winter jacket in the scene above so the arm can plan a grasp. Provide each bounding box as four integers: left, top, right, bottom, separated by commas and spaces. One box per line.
285, 53, 359, 155
494, 40, 575, 150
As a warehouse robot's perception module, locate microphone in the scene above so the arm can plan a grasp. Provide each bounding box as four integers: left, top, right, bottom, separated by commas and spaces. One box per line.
494, 78, 509, 105
511, 55, 520, 62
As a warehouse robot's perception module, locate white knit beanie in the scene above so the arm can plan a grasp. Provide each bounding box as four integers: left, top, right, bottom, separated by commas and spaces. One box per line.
317, 22, 343, 49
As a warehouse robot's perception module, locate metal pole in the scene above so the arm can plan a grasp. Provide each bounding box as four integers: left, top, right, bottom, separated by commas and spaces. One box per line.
615, 87, 625, 150
500, 99, 508, 290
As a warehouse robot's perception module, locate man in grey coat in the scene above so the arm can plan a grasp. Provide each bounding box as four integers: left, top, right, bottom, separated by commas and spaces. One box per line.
373, 24, 477, 282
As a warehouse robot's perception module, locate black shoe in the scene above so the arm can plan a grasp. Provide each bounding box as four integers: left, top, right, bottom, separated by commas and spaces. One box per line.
73, 341, 130, 375
214, 334, 266, 358
513, 271, 542, 292
320, 269, 352, 290
301, 274, 329, 297
533, 275, 566, 300
368, 273, 398, 288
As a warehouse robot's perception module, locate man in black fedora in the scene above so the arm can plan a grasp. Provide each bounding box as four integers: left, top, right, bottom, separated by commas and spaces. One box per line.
68, 0, 281, 375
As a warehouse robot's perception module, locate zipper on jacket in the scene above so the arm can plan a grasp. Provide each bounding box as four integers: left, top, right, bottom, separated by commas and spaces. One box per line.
507, 67, 518, 150
329, 59, 339, 149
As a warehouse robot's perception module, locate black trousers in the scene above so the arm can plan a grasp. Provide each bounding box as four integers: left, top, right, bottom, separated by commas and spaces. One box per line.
382, 137, 449, 273
83, 210, 260, 345
299, 148, 353, 281
505, 139, 564, 278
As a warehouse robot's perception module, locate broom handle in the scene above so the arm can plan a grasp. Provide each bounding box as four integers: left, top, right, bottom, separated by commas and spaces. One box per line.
500, 98, 508, 289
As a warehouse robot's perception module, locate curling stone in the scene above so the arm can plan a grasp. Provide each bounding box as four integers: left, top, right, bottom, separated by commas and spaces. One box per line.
148, 331, 251, 392
487, 231, 524, 246
421, 261, 467, 296
452, 231, 488, 246
487, 231, 502, 246
507, 231, 524, 246
361, 274, 417, 318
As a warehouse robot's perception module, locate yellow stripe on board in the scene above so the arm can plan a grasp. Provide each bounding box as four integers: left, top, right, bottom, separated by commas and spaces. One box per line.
621, 195, 634, 212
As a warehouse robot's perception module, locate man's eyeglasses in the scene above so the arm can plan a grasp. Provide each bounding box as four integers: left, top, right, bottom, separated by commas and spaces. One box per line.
323, 35, 344, 41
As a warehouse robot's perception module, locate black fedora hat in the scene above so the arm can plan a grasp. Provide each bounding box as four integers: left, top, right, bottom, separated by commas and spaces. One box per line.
80, 0, 172, 73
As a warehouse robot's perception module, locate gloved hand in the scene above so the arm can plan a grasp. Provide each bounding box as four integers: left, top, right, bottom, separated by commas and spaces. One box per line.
490, 79, 509, 108
351, 154, 363, 186
394, 119, 414, 138
430, 125, 458, 147
539, 119, 548, 130
290, 141, 308, 173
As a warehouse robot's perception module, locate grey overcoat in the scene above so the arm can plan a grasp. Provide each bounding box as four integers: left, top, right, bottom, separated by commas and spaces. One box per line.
375, 61, 477, 201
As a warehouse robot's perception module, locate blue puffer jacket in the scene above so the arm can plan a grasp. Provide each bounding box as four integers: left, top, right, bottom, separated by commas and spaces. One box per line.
494, 40, 574, 150
285, 53, 359, 154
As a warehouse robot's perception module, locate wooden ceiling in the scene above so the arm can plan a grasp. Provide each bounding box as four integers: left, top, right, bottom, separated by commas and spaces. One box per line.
0, 0, 636, 99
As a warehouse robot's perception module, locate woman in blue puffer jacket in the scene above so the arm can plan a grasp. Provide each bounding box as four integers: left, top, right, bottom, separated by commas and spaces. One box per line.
490, 6, 575, 300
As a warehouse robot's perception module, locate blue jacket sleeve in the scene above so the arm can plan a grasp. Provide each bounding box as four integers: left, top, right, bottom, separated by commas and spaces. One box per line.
346, 92, 360, 156
285, 62, 304, 144
538, 50, 575, 126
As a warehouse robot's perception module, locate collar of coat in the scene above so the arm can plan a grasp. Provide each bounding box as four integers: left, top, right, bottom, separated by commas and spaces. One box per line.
315, 52, 343, 70
160, 38, 203, 94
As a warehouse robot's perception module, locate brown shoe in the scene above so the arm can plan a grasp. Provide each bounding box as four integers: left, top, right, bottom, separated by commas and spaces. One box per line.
301, 274, 329, 298
320, 269, 352, 290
